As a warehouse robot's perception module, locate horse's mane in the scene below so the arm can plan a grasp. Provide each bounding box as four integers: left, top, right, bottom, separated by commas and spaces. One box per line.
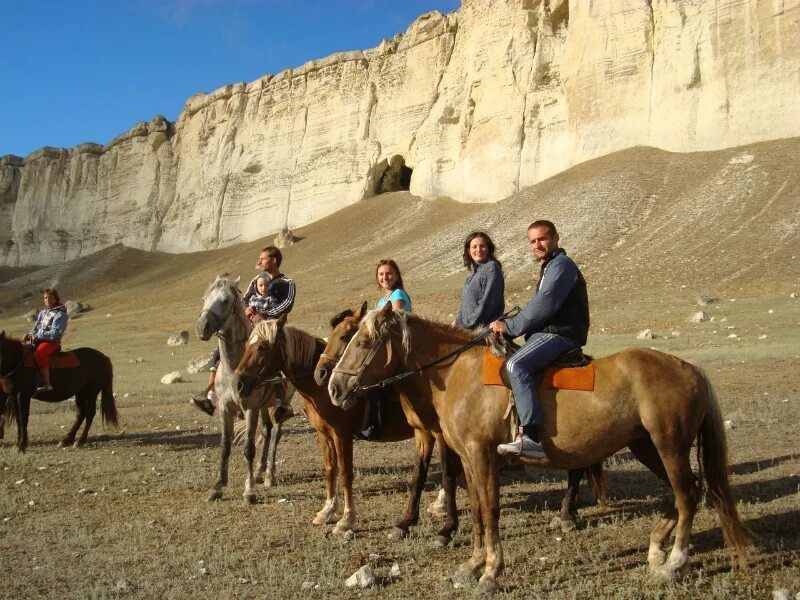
251, 320, 321, 371
329, 308, 354, 329
362, 308, 479, 359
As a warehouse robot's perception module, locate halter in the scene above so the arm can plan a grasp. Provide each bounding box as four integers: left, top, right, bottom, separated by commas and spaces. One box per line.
332, 307, 520, 394
235, 326, 316, 389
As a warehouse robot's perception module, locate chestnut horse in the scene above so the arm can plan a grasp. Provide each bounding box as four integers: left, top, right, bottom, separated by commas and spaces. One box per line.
0, 331, 119, 451
315, 302, 605, 533
232, 314, 460, 544
328, 305, 748, 594
196, 275, 290, 503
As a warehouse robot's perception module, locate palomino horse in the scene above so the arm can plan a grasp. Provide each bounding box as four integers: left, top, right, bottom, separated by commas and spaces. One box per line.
196, 275, 292, 503
0, 331, 119, 451
315, 302, 606, 533
232, 313, 461, 544
328, 304, 748, 595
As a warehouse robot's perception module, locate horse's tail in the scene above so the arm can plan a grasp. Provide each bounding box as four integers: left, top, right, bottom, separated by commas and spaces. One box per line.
100, 353, 120, 428
586, 462, 606, 503
696, 367, 748, 568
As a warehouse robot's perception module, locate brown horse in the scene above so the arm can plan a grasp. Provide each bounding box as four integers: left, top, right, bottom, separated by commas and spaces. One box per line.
232, 313, 461, 544
328, 304, 748, 594
315, 302, 605, 533
0, 331, 119, 452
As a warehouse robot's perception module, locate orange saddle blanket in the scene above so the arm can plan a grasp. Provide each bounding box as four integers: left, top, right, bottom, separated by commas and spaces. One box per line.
24, 351, 81, 370
483, 348, 594, 391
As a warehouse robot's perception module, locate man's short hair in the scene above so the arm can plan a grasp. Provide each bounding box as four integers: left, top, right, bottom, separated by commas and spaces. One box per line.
261, 245, 283, 267
527, 220, 558, 237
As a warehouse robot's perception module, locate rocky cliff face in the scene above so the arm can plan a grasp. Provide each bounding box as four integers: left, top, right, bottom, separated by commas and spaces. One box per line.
2, 0, 798, 266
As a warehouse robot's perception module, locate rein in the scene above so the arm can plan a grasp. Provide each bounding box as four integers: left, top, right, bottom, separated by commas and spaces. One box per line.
338, 307, 520, 394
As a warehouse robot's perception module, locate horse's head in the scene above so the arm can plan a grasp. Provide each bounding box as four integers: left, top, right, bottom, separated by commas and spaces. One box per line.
232, 314, 288, 407
328, 302, 407, 410
196, 274, 241, 341
314, 301, 368, 385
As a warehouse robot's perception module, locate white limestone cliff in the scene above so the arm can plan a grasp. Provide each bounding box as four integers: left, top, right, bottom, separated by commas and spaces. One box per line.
2, 0, 798, 266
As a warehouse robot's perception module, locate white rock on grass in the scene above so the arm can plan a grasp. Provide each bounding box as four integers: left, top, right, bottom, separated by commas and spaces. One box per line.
301, 581, 315, 592
345, 565, 375, 589
187, 355, 214, 373
696, 296, 719, 306
64, 300, 85, 316
390, 563, 401, 578
636, 329, 655, 340
724, 420, 736, 431
689, 311, 709, 323
161, 371, 182, 384
167, 331, 189, 346
772, 589, 792, 600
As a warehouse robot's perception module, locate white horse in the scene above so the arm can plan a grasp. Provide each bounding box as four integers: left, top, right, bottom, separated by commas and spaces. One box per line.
195, 274, 294, 503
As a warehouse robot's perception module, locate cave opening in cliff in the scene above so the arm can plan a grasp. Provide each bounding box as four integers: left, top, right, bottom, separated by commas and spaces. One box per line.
365, 155, 413, 199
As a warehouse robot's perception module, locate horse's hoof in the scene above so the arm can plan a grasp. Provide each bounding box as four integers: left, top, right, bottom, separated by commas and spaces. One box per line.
254, 473, 265, 484
474, 577, 499, 596
387, 527, 406, 542
332, 521, 354, 536
431, 535, 451, 548
311, 514, 326, 525
73, 441, 84, 449
263, 478, 275, 488
453, 568, 478, 585
244, 493, 257, 505
207, 490, 223, 502
560, 518, 577, 533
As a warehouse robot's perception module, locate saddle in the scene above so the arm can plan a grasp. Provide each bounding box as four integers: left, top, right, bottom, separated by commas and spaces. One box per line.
482, 345, 594, 391
24, 349, 81, 370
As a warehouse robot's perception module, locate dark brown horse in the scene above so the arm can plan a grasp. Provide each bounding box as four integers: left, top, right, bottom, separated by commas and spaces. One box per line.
232, 314, 460, 544
328, 305, 748, 594
0, 331, 119, 452
315, 302, 605, 533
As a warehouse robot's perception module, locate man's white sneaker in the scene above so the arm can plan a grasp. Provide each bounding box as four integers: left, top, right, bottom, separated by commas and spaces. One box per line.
497, 434, 546, 459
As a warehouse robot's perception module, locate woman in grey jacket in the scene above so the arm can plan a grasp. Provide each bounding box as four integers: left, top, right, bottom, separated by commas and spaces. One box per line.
454, 232, 505, 329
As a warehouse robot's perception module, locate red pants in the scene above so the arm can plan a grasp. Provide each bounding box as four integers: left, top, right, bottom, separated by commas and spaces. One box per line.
33, 341, 60, 368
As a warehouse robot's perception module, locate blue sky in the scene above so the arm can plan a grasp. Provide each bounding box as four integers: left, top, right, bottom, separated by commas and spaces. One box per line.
0, 0, 460, 157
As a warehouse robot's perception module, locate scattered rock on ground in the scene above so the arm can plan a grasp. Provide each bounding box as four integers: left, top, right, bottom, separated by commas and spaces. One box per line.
689, 311, 709, 323
274, 227, 297, 248
187, 355, 214, 373
167, 331, 189, 346
301, 581, 315, 592
636, 329, 655, 340
724, 419, 736, 431
345, 565, 375, 589
772, 589, 792, 600
64, 300, 85, 316
161, 371, 182, 384
696, 296, 719, 306
390, 563, 401, 578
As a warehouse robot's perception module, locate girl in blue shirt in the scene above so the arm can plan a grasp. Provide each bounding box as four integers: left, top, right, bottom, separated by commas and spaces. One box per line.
361, 259, 411, 440
375, 259, 412, 311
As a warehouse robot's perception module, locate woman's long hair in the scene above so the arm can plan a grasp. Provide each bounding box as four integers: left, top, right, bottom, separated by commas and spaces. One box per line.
462, 232, 502, 272
43, 287, 61, 304
375, 259, 407, 294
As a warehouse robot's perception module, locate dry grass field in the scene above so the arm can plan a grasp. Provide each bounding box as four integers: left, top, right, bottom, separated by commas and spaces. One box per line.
0, 140, 798, 598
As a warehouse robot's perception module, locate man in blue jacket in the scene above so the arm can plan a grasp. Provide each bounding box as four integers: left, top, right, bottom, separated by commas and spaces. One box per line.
489, 220, 589, 459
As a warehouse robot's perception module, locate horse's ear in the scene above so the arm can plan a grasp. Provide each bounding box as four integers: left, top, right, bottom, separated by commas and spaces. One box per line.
381, 301, 393, 316
232, 275, 241, 288
354, 301, 368, 321
277, 313, 287, 329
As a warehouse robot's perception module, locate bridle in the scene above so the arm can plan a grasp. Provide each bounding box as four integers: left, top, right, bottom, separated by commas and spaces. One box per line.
331, 307, 520, 394
233, 328, 314, 390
